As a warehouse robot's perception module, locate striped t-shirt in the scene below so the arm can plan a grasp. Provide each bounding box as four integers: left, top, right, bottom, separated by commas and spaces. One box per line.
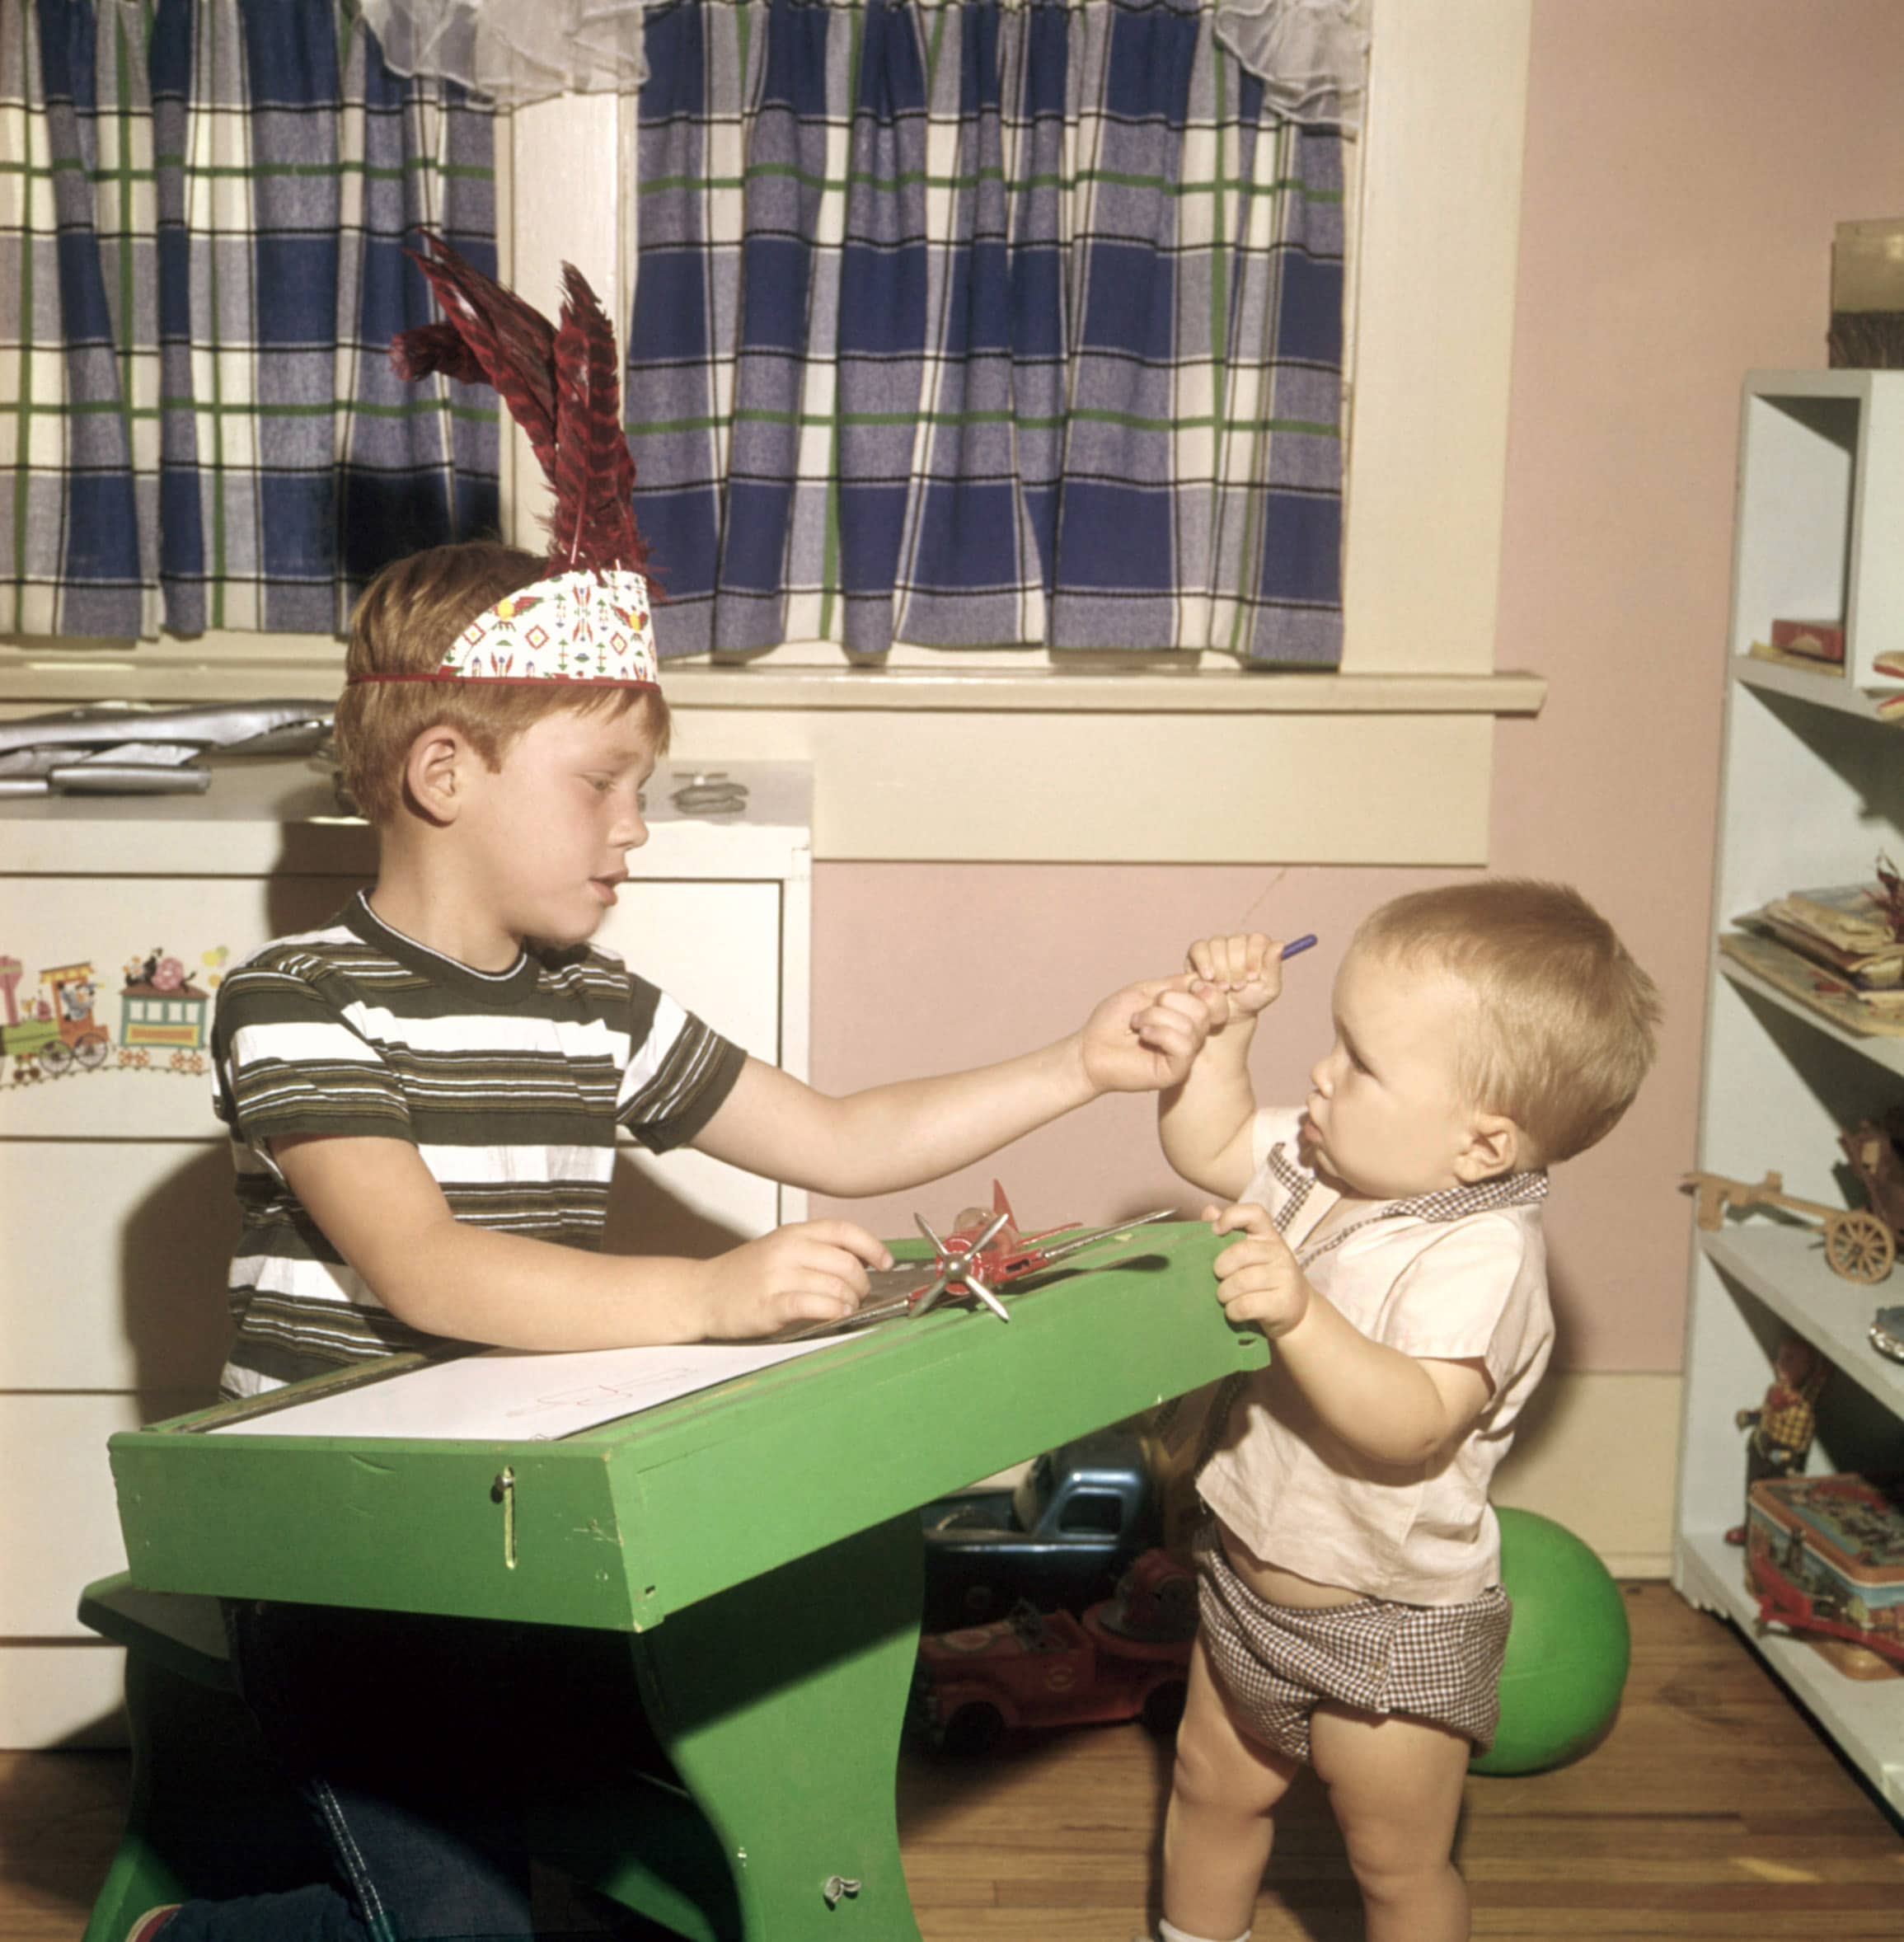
211, 893, 747, 1397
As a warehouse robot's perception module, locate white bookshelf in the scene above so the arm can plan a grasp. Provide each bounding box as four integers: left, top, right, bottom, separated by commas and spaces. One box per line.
1675, 371, 1904, 1815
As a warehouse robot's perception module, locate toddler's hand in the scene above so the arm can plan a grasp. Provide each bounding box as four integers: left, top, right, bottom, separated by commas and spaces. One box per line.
698, 1219, 893, 1339
1078, 977, 1214, 1094
1205, 1200, 1311, 1339
1185, 933, 1284, 1027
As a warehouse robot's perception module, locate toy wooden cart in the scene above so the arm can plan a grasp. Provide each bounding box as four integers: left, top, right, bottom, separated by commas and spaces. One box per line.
1682, 1169, 1896, 1283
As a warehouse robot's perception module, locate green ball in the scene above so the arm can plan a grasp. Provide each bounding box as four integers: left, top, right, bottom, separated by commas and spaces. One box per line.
1468, 1507, 1631, 1776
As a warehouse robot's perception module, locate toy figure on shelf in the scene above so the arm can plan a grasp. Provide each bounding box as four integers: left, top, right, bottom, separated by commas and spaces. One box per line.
1724, 1335, 1831, 1546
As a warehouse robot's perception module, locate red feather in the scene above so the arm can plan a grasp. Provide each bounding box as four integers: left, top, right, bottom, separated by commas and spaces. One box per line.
389, 320, 487, 387
391, 232, 648, 579
401, 231, 560, 482
550, 265, 646, 575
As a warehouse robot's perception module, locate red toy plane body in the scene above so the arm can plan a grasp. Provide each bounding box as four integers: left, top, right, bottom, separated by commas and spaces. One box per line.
913, 1181, 1083, 1309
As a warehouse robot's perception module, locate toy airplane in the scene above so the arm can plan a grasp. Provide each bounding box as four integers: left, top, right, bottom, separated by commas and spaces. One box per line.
775, 1183, 1177, 1342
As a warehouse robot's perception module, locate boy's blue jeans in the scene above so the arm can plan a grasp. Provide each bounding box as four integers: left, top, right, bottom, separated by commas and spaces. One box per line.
156, 1598, 664, 1942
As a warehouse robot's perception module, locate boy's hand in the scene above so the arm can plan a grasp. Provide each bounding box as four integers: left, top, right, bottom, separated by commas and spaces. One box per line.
697, 1219, 893, 1339
1205, 1200, 1311, 1339
1079, 978, 1214, 1094
1185, 933, 1284, 1028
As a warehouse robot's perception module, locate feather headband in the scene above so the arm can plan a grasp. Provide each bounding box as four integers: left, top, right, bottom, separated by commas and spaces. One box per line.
350, 232, 659, 690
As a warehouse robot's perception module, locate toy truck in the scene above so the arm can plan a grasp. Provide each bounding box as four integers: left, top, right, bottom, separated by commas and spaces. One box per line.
912, 1549, 1194, 1755
919, 1428, 1161, 1630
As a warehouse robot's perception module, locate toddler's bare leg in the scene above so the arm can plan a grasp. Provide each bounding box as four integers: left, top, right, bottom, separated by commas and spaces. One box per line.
1161, 1636, 1299, 1941
1307, 1703, 1474, 1942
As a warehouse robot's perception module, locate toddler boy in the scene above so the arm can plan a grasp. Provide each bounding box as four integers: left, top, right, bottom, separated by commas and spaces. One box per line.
1147, 880, 1659, 1942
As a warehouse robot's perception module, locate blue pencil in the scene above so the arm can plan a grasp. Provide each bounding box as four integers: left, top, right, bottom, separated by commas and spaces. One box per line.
1280, 934, 1318, 960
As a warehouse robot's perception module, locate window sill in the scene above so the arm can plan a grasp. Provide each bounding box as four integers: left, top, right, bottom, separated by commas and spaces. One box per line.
0, 645, 1544, 864
0, 638, 1543, 716
659, 664, 1546, 715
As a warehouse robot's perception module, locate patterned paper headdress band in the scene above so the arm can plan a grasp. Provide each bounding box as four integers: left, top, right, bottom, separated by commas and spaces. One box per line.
350, 232, 659, 690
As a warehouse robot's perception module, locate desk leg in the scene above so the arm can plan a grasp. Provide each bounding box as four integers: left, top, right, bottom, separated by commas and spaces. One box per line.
607, 1513, 924, 1942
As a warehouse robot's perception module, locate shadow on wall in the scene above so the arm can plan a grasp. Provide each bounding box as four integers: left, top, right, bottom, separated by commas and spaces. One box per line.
119, 1142, 242, 1401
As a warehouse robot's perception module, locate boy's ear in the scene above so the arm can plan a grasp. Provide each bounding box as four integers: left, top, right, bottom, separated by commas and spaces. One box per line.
403, 725, 472, 825
1454, 1110, 1524, 1183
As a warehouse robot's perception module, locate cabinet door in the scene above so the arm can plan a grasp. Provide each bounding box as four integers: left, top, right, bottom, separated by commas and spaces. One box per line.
0, 866, 799, 1749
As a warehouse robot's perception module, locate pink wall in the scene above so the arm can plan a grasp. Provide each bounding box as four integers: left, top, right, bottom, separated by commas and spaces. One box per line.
809, 1, 1904, 1373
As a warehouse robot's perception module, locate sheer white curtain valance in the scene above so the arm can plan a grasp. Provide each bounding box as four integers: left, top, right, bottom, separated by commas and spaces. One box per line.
360, 0, 652, 106
361, 0, 1372, 129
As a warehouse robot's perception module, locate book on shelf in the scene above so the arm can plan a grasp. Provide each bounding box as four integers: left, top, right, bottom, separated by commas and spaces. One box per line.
1747, 637, 1846, 677
1742, 882, 1904, 1001
1770, 617, 1845, 665
1748, 618, 1845, 676
1874, 651, 1904, 720
1719, 930, 1904, 1038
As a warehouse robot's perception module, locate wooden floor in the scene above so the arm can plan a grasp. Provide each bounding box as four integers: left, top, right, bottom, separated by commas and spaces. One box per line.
4, 1585, 1899, 1941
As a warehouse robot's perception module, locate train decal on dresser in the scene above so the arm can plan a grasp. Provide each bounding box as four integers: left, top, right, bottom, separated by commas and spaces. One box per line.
0, 945, 227, 1084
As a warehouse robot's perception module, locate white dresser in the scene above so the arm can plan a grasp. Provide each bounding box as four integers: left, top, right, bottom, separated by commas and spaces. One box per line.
0, 756, 811, 1746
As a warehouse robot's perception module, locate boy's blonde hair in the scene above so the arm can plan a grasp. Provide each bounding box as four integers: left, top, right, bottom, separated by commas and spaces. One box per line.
334, 541, 670, 825
1354, 879, 1660, 1166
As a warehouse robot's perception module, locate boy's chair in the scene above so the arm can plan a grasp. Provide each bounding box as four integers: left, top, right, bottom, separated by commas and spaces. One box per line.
74, 1574, 331, 1942
76, 1573, 715, 1941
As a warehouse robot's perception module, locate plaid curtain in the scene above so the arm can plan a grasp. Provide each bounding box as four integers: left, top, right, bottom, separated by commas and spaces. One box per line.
627, 0, 1346, 664
0, 0, 497, 639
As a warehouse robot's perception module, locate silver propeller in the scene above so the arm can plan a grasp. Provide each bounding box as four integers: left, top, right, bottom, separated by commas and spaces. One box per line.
911, 1208, 1011, 1316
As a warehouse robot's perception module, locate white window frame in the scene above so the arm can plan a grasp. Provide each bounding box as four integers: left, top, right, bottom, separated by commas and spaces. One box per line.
0, 0, 1538, 863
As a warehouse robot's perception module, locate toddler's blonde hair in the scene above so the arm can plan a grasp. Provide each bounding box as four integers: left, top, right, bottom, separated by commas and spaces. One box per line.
334, 540, 669, 825
1354, 879, 1660, 1166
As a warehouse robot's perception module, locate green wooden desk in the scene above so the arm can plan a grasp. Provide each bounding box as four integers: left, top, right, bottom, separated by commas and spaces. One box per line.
87, 1224, 1263, 1941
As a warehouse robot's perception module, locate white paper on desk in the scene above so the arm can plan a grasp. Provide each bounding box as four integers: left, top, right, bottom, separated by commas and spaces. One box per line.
212, 1335, 846, 1442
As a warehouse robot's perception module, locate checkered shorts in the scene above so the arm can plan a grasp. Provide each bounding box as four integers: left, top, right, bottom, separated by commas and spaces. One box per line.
1194, 1522, 1512, 1764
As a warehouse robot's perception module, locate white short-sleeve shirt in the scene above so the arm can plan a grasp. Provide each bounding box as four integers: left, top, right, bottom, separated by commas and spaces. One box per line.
1196, 1108, 1555, 1605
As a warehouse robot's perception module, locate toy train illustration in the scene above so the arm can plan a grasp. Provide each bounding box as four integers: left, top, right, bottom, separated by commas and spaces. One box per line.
0, 950, 212, 1081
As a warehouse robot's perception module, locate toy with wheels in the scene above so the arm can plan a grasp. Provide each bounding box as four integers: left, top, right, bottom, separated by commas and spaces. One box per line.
1469, 1507, 1630, 1776
1682, 1167, 1895, 1283
912, 1550, 1195, 1754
